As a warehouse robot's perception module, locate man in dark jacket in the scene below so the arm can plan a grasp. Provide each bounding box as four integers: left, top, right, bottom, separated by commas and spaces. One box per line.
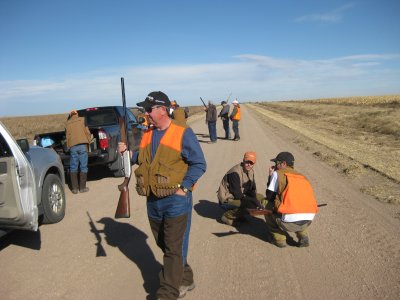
205, 101, 217, 143
218, 101, 231, 139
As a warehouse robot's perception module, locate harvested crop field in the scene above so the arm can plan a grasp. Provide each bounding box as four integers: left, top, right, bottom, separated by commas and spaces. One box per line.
247, 94, 400, 205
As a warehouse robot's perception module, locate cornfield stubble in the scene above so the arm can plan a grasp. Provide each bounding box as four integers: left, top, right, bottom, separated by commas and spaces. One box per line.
247, 94, 400, 206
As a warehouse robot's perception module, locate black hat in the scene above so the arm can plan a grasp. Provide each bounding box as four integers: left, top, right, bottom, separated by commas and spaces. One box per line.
270, 152, 295, 165
136, 91, 171, 110
221, 101, 227, 105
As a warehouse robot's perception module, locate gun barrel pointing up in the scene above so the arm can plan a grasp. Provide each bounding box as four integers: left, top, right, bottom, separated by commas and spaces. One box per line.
200, 97, 207, 108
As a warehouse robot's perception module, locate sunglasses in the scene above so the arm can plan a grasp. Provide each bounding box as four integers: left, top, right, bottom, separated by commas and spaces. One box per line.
145, 105, 163, 113
275, 160, 282, 165
244, 160, 254, 165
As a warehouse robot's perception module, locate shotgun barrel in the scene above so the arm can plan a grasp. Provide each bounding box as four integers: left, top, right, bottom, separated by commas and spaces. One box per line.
115, 77, 131, 218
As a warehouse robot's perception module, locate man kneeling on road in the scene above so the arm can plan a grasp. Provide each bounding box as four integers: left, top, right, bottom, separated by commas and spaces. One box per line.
265, 152, 318, 248
217, 151, 265, 226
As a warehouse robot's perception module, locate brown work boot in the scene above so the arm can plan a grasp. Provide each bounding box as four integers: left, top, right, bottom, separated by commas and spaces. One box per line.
70, 172, 78, 194
178, 282, 195, 298
79, 172, 90, 193
273, 240, 287, 248
298, 235, 310, 247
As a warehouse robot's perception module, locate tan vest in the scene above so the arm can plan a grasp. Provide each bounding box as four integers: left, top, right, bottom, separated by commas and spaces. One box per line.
134, 121, 189, 198
217, 163, 254, 204
172, 107, 187, 125
66, 115, 91, 148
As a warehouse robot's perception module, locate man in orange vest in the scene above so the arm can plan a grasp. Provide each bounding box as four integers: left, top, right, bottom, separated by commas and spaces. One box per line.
230, 100, 241, 141
118, 91, 206, 300
265, 152, 318, 248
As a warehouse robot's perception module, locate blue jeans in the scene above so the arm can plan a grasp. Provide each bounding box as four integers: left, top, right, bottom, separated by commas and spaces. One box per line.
222, 118, 230, 139
69, 144, 88, 173
208, 121, 217, 142
232, 120, 240, 140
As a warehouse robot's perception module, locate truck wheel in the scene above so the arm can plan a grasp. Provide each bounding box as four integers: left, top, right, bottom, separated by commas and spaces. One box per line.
41, 174, 66, 224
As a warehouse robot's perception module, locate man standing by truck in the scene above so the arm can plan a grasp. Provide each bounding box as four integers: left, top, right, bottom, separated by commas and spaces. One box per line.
118, 91, 206, 300
66, 110, 92, 194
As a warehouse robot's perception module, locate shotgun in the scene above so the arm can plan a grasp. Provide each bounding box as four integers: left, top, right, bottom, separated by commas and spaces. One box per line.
226, 92, 232, 103
87, 211, 106, 257
115, 77, 131, 218
247, 203, 327, 217
200, 97, 207, 109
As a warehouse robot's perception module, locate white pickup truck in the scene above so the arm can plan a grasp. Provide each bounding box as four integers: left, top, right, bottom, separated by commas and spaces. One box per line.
0, 121, 66, 238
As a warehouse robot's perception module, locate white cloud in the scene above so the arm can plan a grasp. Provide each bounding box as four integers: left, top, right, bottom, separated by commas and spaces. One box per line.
294, 3, 356, 23
1, 52, 400, 116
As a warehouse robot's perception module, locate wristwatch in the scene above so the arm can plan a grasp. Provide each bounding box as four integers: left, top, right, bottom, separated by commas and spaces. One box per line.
178, 184, 189, 193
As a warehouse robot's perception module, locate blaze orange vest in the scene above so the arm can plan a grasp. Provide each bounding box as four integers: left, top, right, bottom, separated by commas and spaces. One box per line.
278, 172, 318, 214
135, 121, 188, 197
232, 106, 241, 121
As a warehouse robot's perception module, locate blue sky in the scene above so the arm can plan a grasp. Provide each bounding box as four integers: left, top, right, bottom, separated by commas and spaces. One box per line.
1, 0, 399, 117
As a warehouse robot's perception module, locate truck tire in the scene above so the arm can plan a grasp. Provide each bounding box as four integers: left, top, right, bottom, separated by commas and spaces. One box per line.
41, 174, 66, 224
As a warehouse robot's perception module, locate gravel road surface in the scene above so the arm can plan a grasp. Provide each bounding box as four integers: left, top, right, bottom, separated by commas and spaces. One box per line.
1, 105, 399, 300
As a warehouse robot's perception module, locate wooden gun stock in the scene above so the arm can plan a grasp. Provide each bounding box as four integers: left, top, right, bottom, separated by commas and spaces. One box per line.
247, 208, 273, 216
248, 203, 327, 217
115, 180, 130, 218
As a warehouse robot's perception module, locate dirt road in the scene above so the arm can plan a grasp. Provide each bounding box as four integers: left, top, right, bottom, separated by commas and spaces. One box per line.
1, 106, 399, 300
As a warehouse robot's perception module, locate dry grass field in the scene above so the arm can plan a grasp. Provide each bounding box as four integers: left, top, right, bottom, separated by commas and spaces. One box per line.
247, 94, 400, 205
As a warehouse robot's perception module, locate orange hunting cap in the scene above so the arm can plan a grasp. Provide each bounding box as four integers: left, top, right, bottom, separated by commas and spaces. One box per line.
243, 151, 257, 164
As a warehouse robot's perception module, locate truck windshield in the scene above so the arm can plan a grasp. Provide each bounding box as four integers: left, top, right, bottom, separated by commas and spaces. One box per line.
78, 109, 118, 126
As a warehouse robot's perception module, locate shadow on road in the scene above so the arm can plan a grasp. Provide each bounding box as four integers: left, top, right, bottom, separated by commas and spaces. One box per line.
96, 217, 161, 300
194, 199, 271, 243
0, 229, 41, 251
87, 165, 115, 181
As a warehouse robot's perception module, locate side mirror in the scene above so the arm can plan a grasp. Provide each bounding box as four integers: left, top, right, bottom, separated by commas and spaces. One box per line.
16, 138, 30, 153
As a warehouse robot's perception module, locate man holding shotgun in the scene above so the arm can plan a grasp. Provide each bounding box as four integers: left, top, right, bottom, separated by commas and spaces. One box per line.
118, 91, 206, 300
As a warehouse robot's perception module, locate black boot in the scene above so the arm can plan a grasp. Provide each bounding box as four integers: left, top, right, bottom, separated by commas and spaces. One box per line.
70, 172, 79, 194
79, 172, 90, 193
